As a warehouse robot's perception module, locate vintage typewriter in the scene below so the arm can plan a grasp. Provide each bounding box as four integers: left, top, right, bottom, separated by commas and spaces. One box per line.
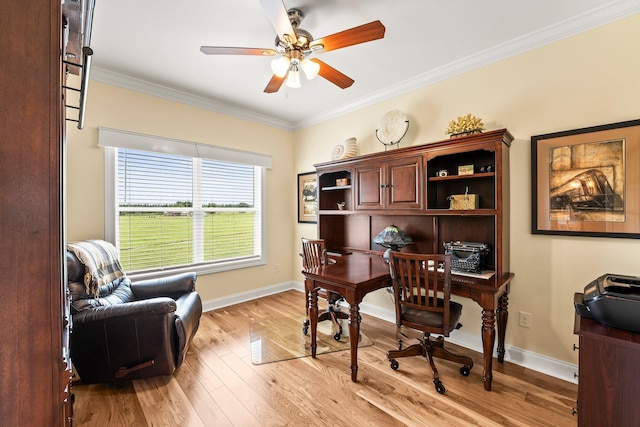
443, 241, 489, 273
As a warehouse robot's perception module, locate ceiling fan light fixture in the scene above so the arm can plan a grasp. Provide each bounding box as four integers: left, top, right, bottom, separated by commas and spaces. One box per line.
270, 56, 290, 78
301, 58, 320, 80
285, 65, 301, 88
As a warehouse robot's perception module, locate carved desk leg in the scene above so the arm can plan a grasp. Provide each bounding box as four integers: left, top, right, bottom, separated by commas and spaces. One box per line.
309, 287, 319, 358
496, 291, 509, 363
481, 309, 496, 391
302, 278, 311, 335
348, 303, 362, 382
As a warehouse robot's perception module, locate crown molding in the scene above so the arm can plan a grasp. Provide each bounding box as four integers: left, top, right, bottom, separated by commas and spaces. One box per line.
90, 67, 295, 131
91, 1, 640, 131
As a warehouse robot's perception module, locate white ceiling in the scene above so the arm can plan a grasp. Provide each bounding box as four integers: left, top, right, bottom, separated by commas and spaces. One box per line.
89, 0, 639, 130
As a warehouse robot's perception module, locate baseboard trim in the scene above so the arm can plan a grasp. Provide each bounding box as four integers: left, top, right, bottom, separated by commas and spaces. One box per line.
201, 281, 296, 312
202, 281, 578, 385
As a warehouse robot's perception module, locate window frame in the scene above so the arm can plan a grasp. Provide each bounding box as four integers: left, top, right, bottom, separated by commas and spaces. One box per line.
102, 132, 269, 280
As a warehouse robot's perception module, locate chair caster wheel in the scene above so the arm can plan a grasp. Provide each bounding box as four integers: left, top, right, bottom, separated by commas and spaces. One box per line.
434, 381, 446, 394
333, 332, 341, 341
390, 359, 399, 370
460, 365, 471, 376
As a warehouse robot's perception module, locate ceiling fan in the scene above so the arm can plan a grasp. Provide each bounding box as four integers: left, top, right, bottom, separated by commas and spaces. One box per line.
199, 0, 385, 93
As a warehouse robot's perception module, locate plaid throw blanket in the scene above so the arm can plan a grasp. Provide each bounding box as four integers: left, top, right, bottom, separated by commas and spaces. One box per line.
67, 240, 125, 298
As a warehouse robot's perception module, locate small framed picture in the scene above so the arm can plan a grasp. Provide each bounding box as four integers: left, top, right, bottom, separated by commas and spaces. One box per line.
458, 164, 474, 175
297, 171, 318, 223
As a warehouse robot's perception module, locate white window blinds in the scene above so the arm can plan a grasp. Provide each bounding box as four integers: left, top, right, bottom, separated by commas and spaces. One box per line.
99, 128, 268, 276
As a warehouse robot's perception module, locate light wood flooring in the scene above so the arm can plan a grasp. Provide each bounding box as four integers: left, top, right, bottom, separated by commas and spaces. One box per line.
72, 290, 578, 426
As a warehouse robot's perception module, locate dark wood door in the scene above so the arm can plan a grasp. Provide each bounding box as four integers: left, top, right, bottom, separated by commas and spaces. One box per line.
0, 1, 66, 425
387, 156, 423, 210
0, 0, 93, 424
355, 162, 384, 210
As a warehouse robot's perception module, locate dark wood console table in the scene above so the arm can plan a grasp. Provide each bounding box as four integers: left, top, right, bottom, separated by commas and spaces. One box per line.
303, 251, 513, 390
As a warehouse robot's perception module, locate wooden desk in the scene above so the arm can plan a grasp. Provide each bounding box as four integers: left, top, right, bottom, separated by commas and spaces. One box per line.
303, 252, 392, 382
302, 251, 513, 390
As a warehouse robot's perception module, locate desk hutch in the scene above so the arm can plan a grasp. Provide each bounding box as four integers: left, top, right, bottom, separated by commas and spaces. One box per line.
314, 129, 514, 390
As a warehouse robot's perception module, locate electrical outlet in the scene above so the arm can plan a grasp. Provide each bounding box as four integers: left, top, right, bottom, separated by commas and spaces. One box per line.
519, 311, 532, 328
275, 264, 280, 273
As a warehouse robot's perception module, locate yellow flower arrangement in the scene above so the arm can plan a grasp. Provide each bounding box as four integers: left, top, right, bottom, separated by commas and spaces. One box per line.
445, 114, 486, 135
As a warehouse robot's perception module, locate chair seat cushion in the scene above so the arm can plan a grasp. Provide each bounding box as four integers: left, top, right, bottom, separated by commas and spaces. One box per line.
402, 299, 463, 332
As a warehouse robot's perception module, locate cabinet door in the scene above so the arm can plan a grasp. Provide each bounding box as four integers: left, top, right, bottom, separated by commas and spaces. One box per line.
387, 156, 423, 210
577, 319, 640, 426
355, 163, 384, 210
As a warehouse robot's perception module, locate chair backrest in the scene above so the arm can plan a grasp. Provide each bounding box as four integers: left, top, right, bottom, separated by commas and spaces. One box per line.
389, 252, 453, 336
301, 238, 327, 269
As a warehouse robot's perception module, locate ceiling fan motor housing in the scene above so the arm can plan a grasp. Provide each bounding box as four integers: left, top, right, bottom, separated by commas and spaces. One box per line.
275, 8, 313, 52
287, 8, 304, 27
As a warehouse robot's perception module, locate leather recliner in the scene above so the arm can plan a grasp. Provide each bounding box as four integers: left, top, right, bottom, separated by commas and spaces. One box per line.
67, 249, 203, 384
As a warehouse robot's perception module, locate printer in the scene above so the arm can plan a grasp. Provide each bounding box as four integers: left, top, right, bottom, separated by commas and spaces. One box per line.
574, 273, 640, 333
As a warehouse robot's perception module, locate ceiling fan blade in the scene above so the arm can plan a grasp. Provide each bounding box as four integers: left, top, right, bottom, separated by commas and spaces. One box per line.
312, 59, 354, 89
259, 0, 297, 45
264, 74, 286, 93
200, 46, 277, 56
310, 21, 385, 53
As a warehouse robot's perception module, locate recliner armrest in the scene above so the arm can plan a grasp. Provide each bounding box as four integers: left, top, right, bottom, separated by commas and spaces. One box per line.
173, 291, 203, 367
72, 297, 177, 324
131, 272, 197, 300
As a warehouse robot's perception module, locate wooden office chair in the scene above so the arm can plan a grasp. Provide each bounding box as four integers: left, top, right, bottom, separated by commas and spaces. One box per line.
387, 252, 473, 394
300, 238, 349, 340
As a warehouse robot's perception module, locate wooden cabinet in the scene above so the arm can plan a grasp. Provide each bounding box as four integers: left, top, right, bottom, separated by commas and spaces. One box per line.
574, 315, 640, 426
354, 155, 423, 211
0, 1, 93, 425
315, 129, 513, 285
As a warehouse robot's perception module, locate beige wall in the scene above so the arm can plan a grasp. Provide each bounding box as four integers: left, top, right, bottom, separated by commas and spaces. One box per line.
67, 14, 640, 366
293, 13, 640, 364
66, 83, 295, 302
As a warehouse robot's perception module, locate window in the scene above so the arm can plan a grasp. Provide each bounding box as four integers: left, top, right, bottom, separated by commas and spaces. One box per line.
100, 128, 271, 276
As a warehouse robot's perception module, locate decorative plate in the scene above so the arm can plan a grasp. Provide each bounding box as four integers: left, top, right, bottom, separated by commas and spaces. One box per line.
376, 110, 409, 148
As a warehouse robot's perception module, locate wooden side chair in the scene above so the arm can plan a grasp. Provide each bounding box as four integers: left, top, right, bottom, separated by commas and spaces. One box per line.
300, 238, 348, 340
387, 251, 473, 394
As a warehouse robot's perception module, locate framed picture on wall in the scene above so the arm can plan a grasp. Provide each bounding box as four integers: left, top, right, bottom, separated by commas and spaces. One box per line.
531, 118, 640, 238
297, 171, 318, 223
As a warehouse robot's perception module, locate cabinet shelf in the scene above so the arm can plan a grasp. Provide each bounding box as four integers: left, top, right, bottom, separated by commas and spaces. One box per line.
318, 209, 352, 215
429, 172, 495, 182
424, 209, 497, 216
322, 185, 352, 191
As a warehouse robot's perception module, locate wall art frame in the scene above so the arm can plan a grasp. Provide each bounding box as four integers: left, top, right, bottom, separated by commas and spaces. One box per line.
531, 118, 640, 238
297, 171, 318, 223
